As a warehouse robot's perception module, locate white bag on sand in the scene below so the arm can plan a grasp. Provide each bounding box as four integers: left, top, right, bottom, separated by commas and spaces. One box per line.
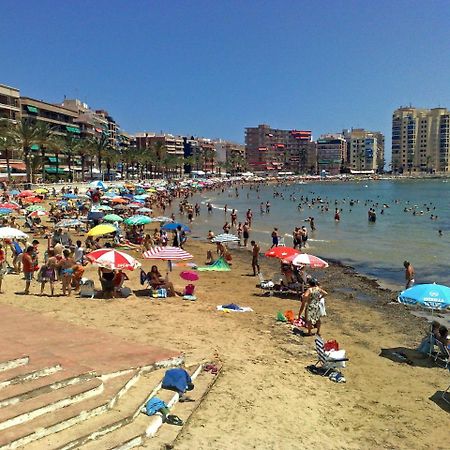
319, 297, 326, 317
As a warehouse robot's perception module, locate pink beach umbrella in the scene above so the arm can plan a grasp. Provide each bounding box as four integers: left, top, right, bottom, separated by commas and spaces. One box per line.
290, 253, 329, 269
180, 270, 199, 281
86, 248, 141, 271
143, 246, 193, 261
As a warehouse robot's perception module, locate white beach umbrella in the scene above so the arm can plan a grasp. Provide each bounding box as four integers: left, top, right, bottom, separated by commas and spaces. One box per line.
211, 233, 240, 243
0, 227, 28, 240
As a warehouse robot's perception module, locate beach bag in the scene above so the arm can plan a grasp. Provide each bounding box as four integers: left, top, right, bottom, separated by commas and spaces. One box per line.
324, 340, 339, 352
319, 297, 326, 317
143, 397, 169, 416
284, 310, 295, 323
157, 288, 167, 298
184, 284, 195, 295
276, 311, 287, 322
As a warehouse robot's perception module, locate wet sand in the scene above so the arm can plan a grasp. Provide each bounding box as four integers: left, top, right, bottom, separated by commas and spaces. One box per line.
1, 234, 449, 449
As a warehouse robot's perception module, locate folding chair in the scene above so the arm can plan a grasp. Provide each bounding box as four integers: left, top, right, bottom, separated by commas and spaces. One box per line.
257, 272, 275, 296
79, 279, 95, 299
433, 340, 450, 369
314, 336, 349, 376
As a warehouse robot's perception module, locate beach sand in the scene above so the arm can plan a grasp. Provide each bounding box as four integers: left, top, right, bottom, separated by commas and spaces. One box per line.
0, 237, 448, 449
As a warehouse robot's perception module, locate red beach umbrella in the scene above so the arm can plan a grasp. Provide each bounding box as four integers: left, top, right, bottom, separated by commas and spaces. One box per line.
22, 196, 43, 203
290, 253, 329, 269
265, 247, 300, 259
0, 203, 20, 210
180, 270, 199, 281
17, 190, 34, 198
86, 248, 141, 270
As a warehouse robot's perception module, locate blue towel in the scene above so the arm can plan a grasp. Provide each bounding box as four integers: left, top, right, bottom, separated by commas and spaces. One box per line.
222, 303, 242, 310
162, 368, 192, 394
144, 397, 167, 416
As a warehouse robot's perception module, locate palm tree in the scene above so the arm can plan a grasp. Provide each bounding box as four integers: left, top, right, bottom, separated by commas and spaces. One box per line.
6, 118, 57, 184
88, 133, 111, 178
0, 119, 13, 181
59, 135, 87, 182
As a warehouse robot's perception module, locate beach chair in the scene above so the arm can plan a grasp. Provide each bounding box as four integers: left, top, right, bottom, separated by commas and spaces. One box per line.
79, 279, 95, 299
278, 237, 286, 247
257, 272, 275, 296
433, 340, 450, 369
314, 336, 349, 376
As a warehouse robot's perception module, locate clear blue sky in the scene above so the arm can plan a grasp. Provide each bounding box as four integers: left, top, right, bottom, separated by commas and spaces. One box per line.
1, 0, 449, 160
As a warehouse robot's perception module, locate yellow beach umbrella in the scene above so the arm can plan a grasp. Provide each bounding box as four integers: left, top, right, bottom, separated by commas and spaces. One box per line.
34, 188, 48, 194
87, 224, 117, 237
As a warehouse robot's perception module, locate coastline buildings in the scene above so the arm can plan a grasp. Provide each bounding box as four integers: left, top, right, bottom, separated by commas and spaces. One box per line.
392, 106, 449, 173
214, 140, 246, 173
343, 128, 385, 173
245, 124, 316, 174
0, 84, 20, 123
316, 134, 347, 175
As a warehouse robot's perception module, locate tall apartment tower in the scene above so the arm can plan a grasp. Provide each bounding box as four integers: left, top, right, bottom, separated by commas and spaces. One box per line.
343, 128, 385, 173
392, 107, 449, 173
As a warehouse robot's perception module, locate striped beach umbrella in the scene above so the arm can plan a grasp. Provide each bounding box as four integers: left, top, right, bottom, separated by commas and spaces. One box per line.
56, 218, 82, 228
86, 248, 141, 271
211, 233, 240, 243
265, 247, 300, 259
0, 202, 20, 210
290, 253, 329, 269
29, 210, 48, 217
143, 246, 163, 257
26, 205, 46, 212
143, 246, 193, 261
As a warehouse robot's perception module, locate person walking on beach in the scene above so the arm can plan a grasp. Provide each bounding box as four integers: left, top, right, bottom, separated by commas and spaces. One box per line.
0, 243, 6, 293
22, 246, 34, 295
251, 240, 260, 276
270, 228, 279, 248
230, 209, 237, 227
404, 261, 415, 289
246, 209, 253, 227
298, 278, 328, 336
243, 222, 250, 247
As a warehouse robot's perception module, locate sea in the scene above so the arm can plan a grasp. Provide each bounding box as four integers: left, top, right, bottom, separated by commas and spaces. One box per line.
186, 178, 450, 291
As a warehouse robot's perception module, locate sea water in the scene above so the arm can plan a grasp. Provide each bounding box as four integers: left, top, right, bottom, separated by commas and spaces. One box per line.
190, 179, 450, 290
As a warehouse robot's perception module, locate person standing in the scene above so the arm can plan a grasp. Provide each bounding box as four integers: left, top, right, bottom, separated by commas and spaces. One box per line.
270, 228, 279, 248
404, 261, 415, 289
22, 246, 34, 295
250, 240, 260, 276
0, 243, 6, 293
243, 222, 250, 247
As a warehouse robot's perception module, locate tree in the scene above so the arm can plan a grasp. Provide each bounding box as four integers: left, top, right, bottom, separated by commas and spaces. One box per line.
59, 135, 87, 182
88, 133, 111, 177
5, 118, 57, 184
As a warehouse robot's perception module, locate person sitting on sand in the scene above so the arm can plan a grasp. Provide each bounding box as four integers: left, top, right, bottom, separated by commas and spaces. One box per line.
417, 321, 441, 355
98, 266, 116, 299
113, 270, 129, 295
298, 278, 328, 336
205, 250, 215, 265
148, 265, 175, 296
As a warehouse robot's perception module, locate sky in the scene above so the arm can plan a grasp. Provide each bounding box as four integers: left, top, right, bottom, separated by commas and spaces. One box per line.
1, 0, 450, 161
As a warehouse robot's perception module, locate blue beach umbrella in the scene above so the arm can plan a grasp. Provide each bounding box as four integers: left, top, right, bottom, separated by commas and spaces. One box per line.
398, 284, 450, 311
0, 208, 13, 215
9, 189, 20, 196
90, 180, 106, 190
63, 193, 78, 199
162, 222, 191, 232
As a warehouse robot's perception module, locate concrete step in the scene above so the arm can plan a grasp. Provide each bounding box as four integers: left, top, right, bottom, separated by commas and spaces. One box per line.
0, 358, 62, 390
0, 365, 95, 408
79, 364, 216, 450
0, 377, 103, 432
0, 371, 136, 450
0, 357, 29, 374
25, 368, 165, 450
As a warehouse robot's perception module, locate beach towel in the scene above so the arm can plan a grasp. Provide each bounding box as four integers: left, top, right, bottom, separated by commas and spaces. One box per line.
197, 257, 231, 272
162, 368, 193, 394
217, 304, 253, 312
143, 397, 168, 416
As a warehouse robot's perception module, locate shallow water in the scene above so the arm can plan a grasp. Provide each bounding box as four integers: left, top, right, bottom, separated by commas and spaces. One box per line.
187, 178, 450, 290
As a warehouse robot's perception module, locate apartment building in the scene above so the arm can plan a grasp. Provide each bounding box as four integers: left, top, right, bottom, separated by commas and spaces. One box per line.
316, 134, 347, 175
343, 128, 385, 173
392, 106, 449, 173
0, 84, 20, 122
214, 140, 246, 172
183, 136, 216, 174
245, 124, 315, 173
135, 133, 184, 157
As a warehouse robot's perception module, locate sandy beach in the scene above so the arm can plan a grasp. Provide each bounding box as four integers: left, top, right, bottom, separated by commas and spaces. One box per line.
1, 231, 448, 449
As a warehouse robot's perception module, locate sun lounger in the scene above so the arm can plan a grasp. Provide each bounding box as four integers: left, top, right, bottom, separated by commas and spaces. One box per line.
314, 336, 349, 376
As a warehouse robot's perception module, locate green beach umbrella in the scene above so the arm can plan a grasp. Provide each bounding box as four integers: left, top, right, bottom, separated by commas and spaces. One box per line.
124, 215, 153, 226
26, 205, 46, 212
103, 214, 124, 222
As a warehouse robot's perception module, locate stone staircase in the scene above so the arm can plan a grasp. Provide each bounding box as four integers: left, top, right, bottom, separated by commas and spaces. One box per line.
0, 355, 221, 449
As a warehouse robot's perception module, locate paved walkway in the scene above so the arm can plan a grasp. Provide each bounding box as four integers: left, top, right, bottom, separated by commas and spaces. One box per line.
0, 303, 181, 374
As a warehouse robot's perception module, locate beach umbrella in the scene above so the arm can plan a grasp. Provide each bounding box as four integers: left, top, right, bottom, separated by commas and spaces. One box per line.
0, 208, 12, 215
124, 215, 153, 226
9, 189, 20, 196
129, 203, 143, 208
17, 190, 34, 198
56, 219, 82, 228
265, 247, 300, 259
26, 204, 46, 212
0, 227, 28, 240
86, 248, 141, 271
29, 210, 48, 217
22, 196, 43, 204
111, 197, 128, 204
161, 222, 190, 232
103, 214, 123, 222
211, 233, 240, 243
0, 202, 20, 210
34, 188, 48, 194
87, 224, 116, 237
143, 246, 193, 261
90, 180, 106, 190
62, 193, 78, 199
94, 205, 113, 211
134, 194, 150, 200
152, 216, 172, 222
143, 246, 164, 257
290, 253, 329, 269
180, 270, 199, 281
398, 284, 450, 311
136, 207, 152, 214
87, 211, 104, 221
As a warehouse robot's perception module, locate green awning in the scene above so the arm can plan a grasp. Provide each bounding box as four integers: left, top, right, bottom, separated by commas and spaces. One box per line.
26, 106, 38, 113
45, 167, 66, 174
30, 144, 40, 151
48, 156, 59, 163
66, 126, 81, 134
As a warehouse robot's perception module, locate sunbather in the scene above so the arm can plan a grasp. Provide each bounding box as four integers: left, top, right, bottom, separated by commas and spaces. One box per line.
148, 265, 175, 296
